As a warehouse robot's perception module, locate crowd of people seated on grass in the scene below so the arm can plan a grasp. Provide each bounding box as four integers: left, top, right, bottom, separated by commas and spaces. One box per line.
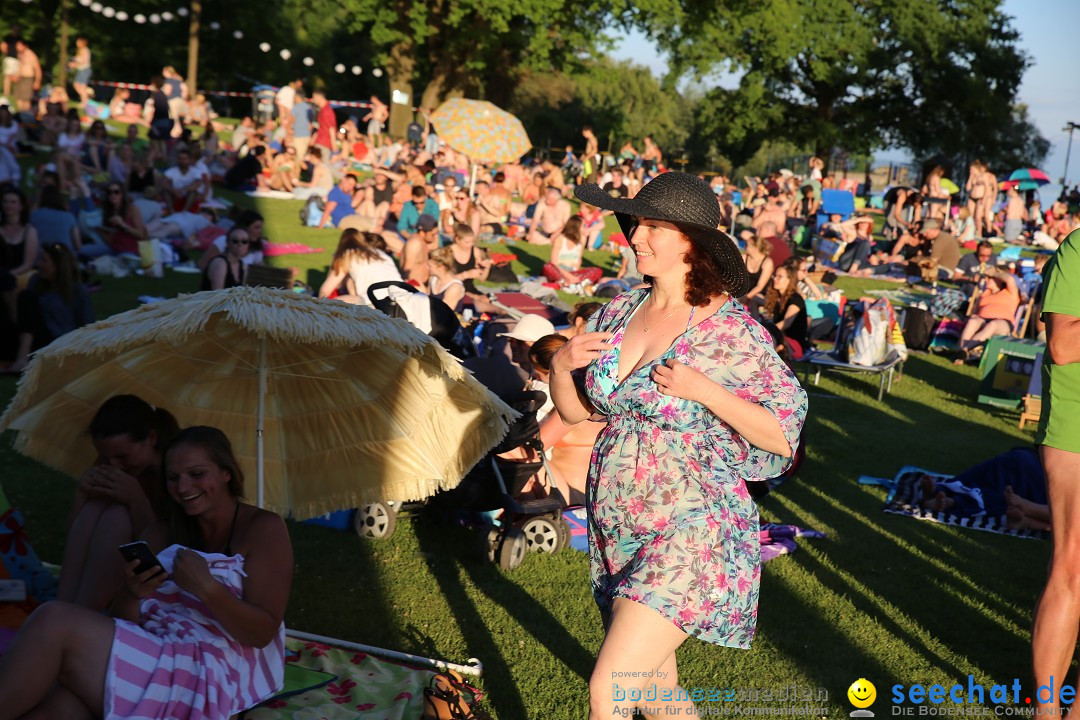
1, 57, 1073, 380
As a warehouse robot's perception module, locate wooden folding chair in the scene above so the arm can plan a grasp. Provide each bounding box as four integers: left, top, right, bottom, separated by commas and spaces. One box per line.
1013, 296, 1035, 339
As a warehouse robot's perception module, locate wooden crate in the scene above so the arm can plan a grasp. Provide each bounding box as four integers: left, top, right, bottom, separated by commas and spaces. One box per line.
1019, 394, 1042, 429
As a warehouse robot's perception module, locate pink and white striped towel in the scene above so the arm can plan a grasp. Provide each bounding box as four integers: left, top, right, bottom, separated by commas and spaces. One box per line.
105, 544, 284, 720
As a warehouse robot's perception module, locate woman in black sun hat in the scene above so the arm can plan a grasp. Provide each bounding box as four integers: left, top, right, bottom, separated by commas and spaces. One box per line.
549, 171, 808, 719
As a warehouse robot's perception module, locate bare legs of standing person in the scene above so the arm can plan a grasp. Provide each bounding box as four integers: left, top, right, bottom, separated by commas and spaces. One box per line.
589, 598, 698, 719
1032, 445, 1080, 714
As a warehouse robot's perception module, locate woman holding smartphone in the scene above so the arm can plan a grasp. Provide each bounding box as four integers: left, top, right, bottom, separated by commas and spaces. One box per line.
0, 426, 293, 720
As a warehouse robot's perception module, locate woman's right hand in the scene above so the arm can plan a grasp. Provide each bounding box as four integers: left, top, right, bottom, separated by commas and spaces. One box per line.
550, 332, 612, 374
123, 558, 168, 599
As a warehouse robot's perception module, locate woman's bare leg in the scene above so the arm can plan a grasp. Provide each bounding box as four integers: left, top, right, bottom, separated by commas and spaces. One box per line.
0, 602, 114, 720
56, 500, 108, 602
589, 598, 694, 719
968, 318, 1012, 347
958, 317, 987, 351
640, 653, 681, 719
1033, 447, 1080, 714
58, 502, 133, 611
19, 685, 94, 720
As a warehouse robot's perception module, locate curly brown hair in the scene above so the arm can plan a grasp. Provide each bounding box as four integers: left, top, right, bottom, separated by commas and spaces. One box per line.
682, 234, 733, 306
639, 226, 734, 305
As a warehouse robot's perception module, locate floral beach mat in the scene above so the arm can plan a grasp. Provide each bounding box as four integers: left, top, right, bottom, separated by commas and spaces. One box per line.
244, 637, 480, 719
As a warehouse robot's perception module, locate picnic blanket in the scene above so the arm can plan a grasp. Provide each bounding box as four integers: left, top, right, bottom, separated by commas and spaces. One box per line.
564, 508, 824, 561
861, 463, 1047, 539
245, 190, 297, 200
263, 241, 324, 257
246, 637, 481, 720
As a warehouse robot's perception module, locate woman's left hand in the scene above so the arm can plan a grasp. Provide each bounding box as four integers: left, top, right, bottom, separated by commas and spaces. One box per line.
651, 359, 717, 404
173, 548, 217, 599
84, 465, 143, 505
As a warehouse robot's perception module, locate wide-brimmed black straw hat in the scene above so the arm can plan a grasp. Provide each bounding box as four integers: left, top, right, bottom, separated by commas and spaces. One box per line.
576, 172, 749, 297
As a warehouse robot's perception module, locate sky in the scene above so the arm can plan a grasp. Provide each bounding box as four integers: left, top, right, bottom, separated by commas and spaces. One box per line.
610, 0, 1080, 202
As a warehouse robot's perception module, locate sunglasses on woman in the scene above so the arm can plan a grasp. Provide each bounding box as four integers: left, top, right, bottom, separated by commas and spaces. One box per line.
230, 238, 251, 246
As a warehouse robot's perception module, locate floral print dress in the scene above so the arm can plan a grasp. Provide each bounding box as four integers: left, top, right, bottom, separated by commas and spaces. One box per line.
580, 288, 808, 648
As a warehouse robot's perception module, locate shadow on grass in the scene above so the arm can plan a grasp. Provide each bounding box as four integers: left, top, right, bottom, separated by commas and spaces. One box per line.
283, 521, 405, 652
412, 517, 594, 719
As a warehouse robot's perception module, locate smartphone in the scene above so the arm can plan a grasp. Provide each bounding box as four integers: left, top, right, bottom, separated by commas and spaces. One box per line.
118, 541, 166, 576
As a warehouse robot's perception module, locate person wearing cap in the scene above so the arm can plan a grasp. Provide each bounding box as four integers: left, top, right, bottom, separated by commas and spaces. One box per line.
549, 172, 807, 719
401, 214, 439, 285
923, 217, 961, 279
1031, 228, 1080, 714
397, 185, 440, 237
494, 313, 557, 378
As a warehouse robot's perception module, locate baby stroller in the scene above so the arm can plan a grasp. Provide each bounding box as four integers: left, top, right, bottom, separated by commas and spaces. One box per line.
432, 390, 571, 571
367, 280, 475, 359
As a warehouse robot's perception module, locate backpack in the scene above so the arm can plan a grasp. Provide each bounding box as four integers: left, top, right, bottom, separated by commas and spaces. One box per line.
406, 122, 423, 147
300, 195, 325, 227
902, 307, 935, 351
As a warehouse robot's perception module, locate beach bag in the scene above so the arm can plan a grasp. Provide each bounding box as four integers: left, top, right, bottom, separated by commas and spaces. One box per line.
300, 195, 325, 227
847, 299, 895, 366
486, 260, 517, 284
421, 670, 480, 719
902, 307, 935, 351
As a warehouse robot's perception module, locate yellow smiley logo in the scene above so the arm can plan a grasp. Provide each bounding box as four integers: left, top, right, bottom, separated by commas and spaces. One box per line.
848, 678, 876, 709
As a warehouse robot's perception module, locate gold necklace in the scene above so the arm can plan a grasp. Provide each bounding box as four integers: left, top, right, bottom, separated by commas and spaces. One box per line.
642, 298, 687, 333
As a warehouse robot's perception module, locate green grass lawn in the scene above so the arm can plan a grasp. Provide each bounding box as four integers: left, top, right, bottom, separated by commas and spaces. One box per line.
0, 175, 1052, 718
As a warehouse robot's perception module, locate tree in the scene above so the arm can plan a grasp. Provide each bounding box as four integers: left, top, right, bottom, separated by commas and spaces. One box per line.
508, 58, 692, 158
337, 0, 627, 136
636, 0, 1046, 172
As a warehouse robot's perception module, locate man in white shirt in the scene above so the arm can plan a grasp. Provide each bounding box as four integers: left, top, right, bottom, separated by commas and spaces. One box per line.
275, 79, 301, 129
164, 149, 207, 212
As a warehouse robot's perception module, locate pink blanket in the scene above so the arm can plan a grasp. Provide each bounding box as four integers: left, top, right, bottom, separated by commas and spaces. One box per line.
263, 242, 324, 257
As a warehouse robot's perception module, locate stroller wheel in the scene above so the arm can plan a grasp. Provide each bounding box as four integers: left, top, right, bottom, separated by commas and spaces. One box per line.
554, 514, 571, 552
522, 515, 564, 554
353, 501, 398, 540
497, 527, 527, 571
483, 527, 502, 563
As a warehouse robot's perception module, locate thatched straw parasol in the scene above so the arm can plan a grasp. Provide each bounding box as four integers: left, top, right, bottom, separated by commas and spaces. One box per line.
0, 287, 516, 520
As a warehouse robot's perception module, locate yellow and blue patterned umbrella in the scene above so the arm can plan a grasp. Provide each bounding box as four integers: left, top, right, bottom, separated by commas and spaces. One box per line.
430, 98, 532, 164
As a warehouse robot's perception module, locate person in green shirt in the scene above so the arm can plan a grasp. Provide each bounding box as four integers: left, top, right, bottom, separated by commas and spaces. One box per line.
1031, 227, 1080, 715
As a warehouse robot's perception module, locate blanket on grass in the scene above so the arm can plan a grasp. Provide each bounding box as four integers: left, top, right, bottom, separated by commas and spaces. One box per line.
861, 462, 1047, 539
245, 637, 480, 719
263, 241, 324, 256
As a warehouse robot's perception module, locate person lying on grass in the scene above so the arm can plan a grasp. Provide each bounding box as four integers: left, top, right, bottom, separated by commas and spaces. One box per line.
914, 446, 1048, 530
